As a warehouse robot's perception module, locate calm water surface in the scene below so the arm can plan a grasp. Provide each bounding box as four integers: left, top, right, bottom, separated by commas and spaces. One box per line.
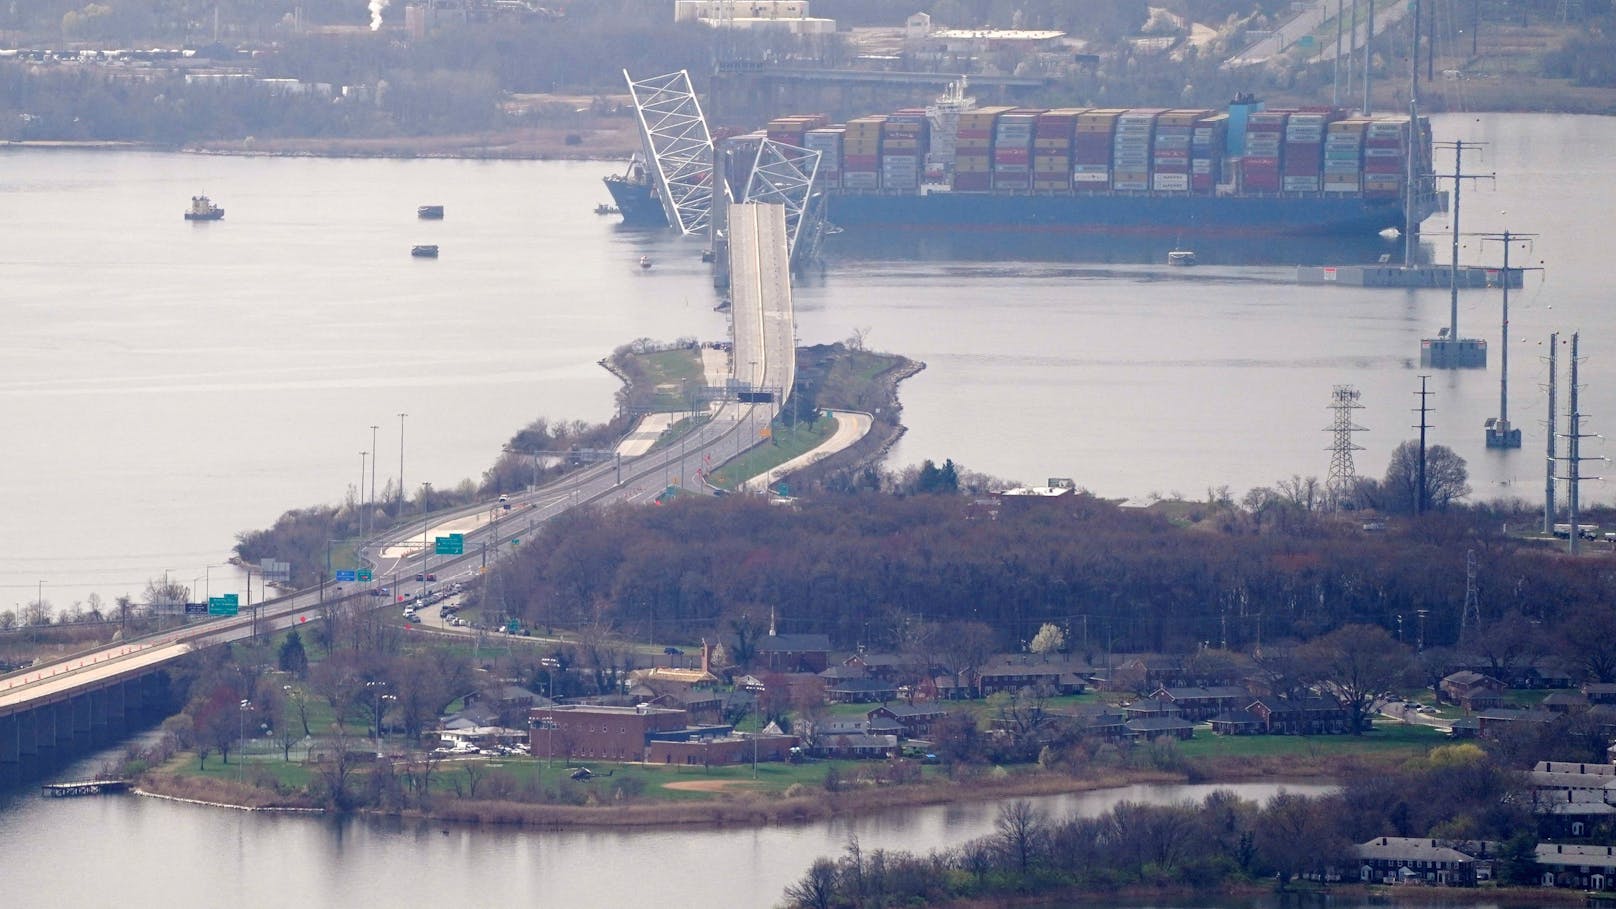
1, 113, 1613, 607
0, 734, 1329, 908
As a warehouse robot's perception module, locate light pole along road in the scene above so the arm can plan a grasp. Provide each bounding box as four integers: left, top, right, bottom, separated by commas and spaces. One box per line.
0, 202, 799, 707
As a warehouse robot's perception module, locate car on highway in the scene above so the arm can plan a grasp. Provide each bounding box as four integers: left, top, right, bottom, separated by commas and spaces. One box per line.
370, 587, 389, 597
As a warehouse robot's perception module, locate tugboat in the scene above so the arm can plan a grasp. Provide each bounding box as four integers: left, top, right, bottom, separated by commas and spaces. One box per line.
411, 245, 439, 258
594, 203, 620, 216
1167, 248, 1197, 267
184, 195, 224, 221
417, 204, 444, 219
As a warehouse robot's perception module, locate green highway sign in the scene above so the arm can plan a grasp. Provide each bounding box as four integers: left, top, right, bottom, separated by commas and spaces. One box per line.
358, 569, 373, 582
208, 594, 240, 617
435, 533, 464, 555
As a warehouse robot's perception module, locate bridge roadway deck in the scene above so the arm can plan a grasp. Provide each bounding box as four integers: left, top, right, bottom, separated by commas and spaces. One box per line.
726, 201, 796, 444
1, 203, 803, 717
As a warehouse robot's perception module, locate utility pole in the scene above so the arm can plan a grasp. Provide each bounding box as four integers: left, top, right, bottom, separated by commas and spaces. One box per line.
358, 450, 369, 538
1558, 333, 1601, 555
1480, 230, 1535, 448
1413, 375, 1434, 515
1543, 332, 1558, 534
1421, 140, 1492, 368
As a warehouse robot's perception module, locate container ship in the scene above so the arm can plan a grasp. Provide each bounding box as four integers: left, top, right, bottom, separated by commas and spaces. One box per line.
615, 92, 1441, 238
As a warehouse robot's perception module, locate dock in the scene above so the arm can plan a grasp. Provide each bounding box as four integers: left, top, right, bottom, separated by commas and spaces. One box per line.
42, 779, 130, 797
1297, 264, 1523, 288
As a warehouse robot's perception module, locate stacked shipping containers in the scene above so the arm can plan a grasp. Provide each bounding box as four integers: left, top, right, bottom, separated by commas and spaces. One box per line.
992, 109, 1042, 191
1112, 109, 1162, 191
1191, 113, 1227, 192
881, 109, 928, 192
805, 127, 844, 189
1074, 109, 1123, 187
1033, 108, 1083, 191
1152, 109, 1207, 193
1282, 111, 1329, 192
954, 106, 1010, 192
1362, 116, 1410, 198
1323, 117, 1367, 193
1241, 110, 1287, 192
842, 115, 885, 191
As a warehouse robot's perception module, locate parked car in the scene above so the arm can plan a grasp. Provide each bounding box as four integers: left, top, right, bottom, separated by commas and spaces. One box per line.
663, 646, 683, 656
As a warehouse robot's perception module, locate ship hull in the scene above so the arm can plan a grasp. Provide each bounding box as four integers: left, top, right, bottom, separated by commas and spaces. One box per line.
603, 175, 669, 228
822, 190, 1420, 237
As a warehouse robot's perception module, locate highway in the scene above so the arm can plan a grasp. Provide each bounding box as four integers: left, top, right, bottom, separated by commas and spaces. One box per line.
1, 202, 799, 717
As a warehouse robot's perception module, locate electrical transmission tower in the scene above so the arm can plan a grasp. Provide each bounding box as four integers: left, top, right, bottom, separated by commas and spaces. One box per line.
1460, 548, 1480, 642
1325, 385, 1367, 509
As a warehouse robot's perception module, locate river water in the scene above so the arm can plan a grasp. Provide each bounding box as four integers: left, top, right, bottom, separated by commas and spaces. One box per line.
1, 113, 1612, 609
0, 732, 1330, 907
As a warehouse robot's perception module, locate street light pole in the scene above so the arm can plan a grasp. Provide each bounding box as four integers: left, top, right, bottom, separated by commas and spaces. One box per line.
359, 450, 369, 539
370, 424, 379, 525
398, 412, 407, 514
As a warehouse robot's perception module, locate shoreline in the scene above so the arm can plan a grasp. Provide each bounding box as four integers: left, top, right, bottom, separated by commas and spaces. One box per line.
132, 765, 1243, 828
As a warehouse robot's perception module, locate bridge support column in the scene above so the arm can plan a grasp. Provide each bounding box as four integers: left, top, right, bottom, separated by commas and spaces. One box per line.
0, 713, 19, 787
73, 692, 94, 747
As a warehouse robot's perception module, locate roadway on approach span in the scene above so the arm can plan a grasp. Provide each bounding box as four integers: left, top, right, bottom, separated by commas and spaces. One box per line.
1, 202, 801, 712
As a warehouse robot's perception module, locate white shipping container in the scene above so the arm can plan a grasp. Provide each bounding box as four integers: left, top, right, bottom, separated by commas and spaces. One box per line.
1152, 173, 1190, 191
1073, 171, 1111, 183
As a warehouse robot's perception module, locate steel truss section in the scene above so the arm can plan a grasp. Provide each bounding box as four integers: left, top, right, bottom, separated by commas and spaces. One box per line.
624, 69, 715, 236
741, 139, 821, 260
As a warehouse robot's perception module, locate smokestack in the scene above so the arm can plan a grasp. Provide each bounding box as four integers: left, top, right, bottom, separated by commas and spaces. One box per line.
369, 0, 390, 30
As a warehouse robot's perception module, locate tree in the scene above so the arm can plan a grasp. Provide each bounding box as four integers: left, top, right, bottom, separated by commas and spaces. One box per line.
278, 629, 309, 677
1301, 624, 1415, 735
1029, 622, 1066, 654
1378, 440, 1471, 513
995, 799, 1049, 873
784, 857, 839, 909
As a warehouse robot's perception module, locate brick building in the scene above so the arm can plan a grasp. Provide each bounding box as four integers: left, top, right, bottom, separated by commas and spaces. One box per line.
529, 704, 703, 762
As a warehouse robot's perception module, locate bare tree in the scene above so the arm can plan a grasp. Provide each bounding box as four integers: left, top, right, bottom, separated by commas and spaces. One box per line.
784, 857, 839, 909
995, 799, 1049, 872
1301, 624, 1416, 734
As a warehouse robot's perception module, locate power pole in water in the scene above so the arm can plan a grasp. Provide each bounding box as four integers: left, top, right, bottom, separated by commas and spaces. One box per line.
1543, 332, 1558, 534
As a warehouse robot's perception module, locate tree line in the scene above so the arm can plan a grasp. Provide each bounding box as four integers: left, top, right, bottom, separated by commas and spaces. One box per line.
785, 742, 1545, 908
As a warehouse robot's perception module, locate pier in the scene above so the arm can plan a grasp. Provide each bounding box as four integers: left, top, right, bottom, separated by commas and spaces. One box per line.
42, 779, 129, 797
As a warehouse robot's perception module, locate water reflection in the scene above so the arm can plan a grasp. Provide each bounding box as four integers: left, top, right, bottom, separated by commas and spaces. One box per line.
824, 225, 1419, 267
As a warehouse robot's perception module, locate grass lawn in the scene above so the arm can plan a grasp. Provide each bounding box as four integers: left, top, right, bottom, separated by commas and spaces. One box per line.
624, 348, 705, 412
708, 415, 839, 490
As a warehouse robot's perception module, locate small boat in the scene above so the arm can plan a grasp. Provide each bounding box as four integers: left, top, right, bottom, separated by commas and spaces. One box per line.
411, 245, 439, 258
417, 205, 444, 220
1167, 248, 1197, 267
184, 195, 224, 221
594, 203, 620, 216
700, 249, 715, 263
639, 255, 652, 269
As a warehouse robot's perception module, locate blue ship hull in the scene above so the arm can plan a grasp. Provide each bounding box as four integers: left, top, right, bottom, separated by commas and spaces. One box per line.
823, 190, 1422, 237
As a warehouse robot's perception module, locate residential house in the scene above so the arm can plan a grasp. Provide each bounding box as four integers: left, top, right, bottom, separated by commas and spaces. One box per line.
1053, 704, 1130, 741
1209, 710, 1264, 735
813, 733, 899, 759
1473, 708, 1557, 735
1151, 686, 1252, 721
1247, 697, 1350, 735
1536, 843, 1616, 889
977, 653, 1089, 697
1356, 837, 1486, 886
1541, 690, 1590, 714
1583, 682, 1616, 705
868, 703, 947, 738
757, 631, 832, 673
1126, 716, 1194, 741
824, 676, 899, 704
1440, 671, 1507, 712
1530, 761, 1616, 838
